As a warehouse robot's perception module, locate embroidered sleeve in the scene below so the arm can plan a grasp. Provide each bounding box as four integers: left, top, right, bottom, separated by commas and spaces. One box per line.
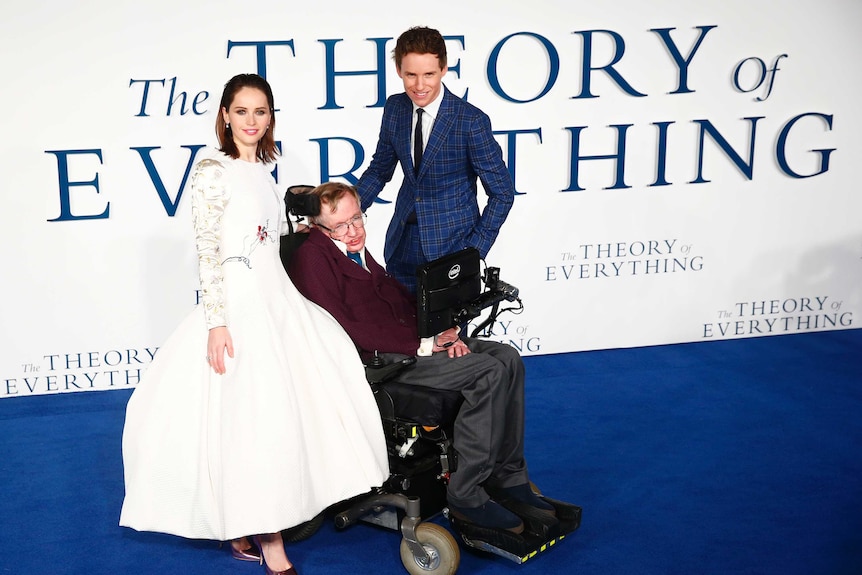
190, 159, 231, 329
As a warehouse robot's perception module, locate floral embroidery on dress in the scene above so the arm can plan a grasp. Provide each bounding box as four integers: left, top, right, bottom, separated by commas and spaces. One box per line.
222, 219, 277, 269
257, 225, 270, 243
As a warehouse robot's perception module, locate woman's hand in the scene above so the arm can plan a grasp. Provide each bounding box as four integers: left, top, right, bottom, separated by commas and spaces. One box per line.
207, 326, 234, 375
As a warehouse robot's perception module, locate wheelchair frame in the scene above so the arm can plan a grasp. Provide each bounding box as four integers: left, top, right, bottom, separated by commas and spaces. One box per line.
279, 187, 581, 574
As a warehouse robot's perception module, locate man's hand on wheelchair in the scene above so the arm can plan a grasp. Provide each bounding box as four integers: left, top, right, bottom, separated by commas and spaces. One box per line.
433, 327, 471, 358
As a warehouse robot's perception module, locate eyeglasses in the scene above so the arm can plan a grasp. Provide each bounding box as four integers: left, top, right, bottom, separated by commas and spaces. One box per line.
318, 213, 367, 237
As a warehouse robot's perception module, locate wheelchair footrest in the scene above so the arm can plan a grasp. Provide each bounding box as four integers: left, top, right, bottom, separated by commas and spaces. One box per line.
542, 497, 582, 535
448, 499, 581, 564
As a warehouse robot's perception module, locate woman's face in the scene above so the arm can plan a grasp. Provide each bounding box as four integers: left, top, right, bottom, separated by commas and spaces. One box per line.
221, 86, 271, 153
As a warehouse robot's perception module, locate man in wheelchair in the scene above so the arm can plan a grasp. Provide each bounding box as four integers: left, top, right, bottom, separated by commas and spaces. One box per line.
287, 182, 579, 545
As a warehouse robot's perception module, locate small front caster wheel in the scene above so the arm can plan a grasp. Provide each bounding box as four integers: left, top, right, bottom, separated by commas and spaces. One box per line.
399, 523, 460, 575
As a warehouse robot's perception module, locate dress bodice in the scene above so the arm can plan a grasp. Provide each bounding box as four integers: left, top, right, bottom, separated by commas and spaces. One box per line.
189, 151, 283, 329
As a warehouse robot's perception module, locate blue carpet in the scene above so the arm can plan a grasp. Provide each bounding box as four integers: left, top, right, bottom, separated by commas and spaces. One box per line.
1, 329, 860, 574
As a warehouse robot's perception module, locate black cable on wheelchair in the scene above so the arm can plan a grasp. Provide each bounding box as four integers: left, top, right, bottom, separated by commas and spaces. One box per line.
470, 301, 500, 338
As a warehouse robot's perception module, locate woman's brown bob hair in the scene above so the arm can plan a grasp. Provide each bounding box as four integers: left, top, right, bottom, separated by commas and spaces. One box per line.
215, 73, 278, 163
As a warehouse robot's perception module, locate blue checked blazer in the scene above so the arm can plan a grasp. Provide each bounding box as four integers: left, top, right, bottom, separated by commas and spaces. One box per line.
357, 86, 515, 265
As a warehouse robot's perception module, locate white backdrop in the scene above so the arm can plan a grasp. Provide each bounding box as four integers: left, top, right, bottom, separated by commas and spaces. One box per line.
2, 0, 860, 397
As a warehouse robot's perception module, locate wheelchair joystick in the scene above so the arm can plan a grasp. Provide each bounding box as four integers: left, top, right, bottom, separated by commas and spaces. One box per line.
367, 351, 385, 368
364, 352, 417, 384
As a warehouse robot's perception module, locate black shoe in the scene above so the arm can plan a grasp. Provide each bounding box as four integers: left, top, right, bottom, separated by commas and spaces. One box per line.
448, 500, 525, 534
496, 483, 556, 515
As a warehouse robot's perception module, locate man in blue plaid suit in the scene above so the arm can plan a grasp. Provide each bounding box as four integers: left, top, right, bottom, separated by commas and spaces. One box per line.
357, 26, 515, 293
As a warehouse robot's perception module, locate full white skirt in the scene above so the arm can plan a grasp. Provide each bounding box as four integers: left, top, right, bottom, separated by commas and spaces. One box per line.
120, 247, 389, 541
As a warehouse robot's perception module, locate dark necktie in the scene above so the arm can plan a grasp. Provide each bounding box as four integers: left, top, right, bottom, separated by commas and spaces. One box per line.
347, 251, 363, 267
414, 108, 424, 175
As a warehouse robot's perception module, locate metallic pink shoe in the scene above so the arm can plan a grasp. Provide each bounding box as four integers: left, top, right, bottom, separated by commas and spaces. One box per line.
253, 536, 299, 575
230, 538, 261, 562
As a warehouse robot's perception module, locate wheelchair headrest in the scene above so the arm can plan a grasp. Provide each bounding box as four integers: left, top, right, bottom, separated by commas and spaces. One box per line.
285, 184, 321, 217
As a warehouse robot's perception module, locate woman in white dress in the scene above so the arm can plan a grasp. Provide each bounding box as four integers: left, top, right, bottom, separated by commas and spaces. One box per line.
119, 74, 389, 575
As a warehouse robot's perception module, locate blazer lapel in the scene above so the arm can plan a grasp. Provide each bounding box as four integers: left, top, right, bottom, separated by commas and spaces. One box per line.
394, 96, 416, 181
416, 86, 455, 181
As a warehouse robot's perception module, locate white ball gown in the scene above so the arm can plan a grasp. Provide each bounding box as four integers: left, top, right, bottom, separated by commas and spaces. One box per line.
119, 150, 389, 541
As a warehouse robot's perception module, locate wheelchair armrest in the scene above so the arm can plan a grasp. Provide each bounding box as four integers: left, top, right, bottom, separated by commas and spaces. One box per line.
364, 356, 416, 384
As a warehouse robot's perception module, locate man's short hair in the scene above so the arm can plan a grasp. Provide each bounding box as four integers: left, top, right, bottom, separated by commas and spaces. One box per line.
310, 182, 360, 224
393, 26, 447, 70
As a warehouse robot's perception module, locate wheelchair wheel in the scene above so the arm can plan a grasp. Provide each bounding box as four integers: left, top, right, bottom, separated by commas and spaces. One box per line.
399, 523, 460, 575
281, 511, 324, 543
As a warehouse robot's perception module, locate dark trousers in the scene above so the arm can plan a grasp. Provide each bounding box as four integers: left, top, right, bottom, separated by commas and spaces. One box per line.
383, 337, 529, 507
